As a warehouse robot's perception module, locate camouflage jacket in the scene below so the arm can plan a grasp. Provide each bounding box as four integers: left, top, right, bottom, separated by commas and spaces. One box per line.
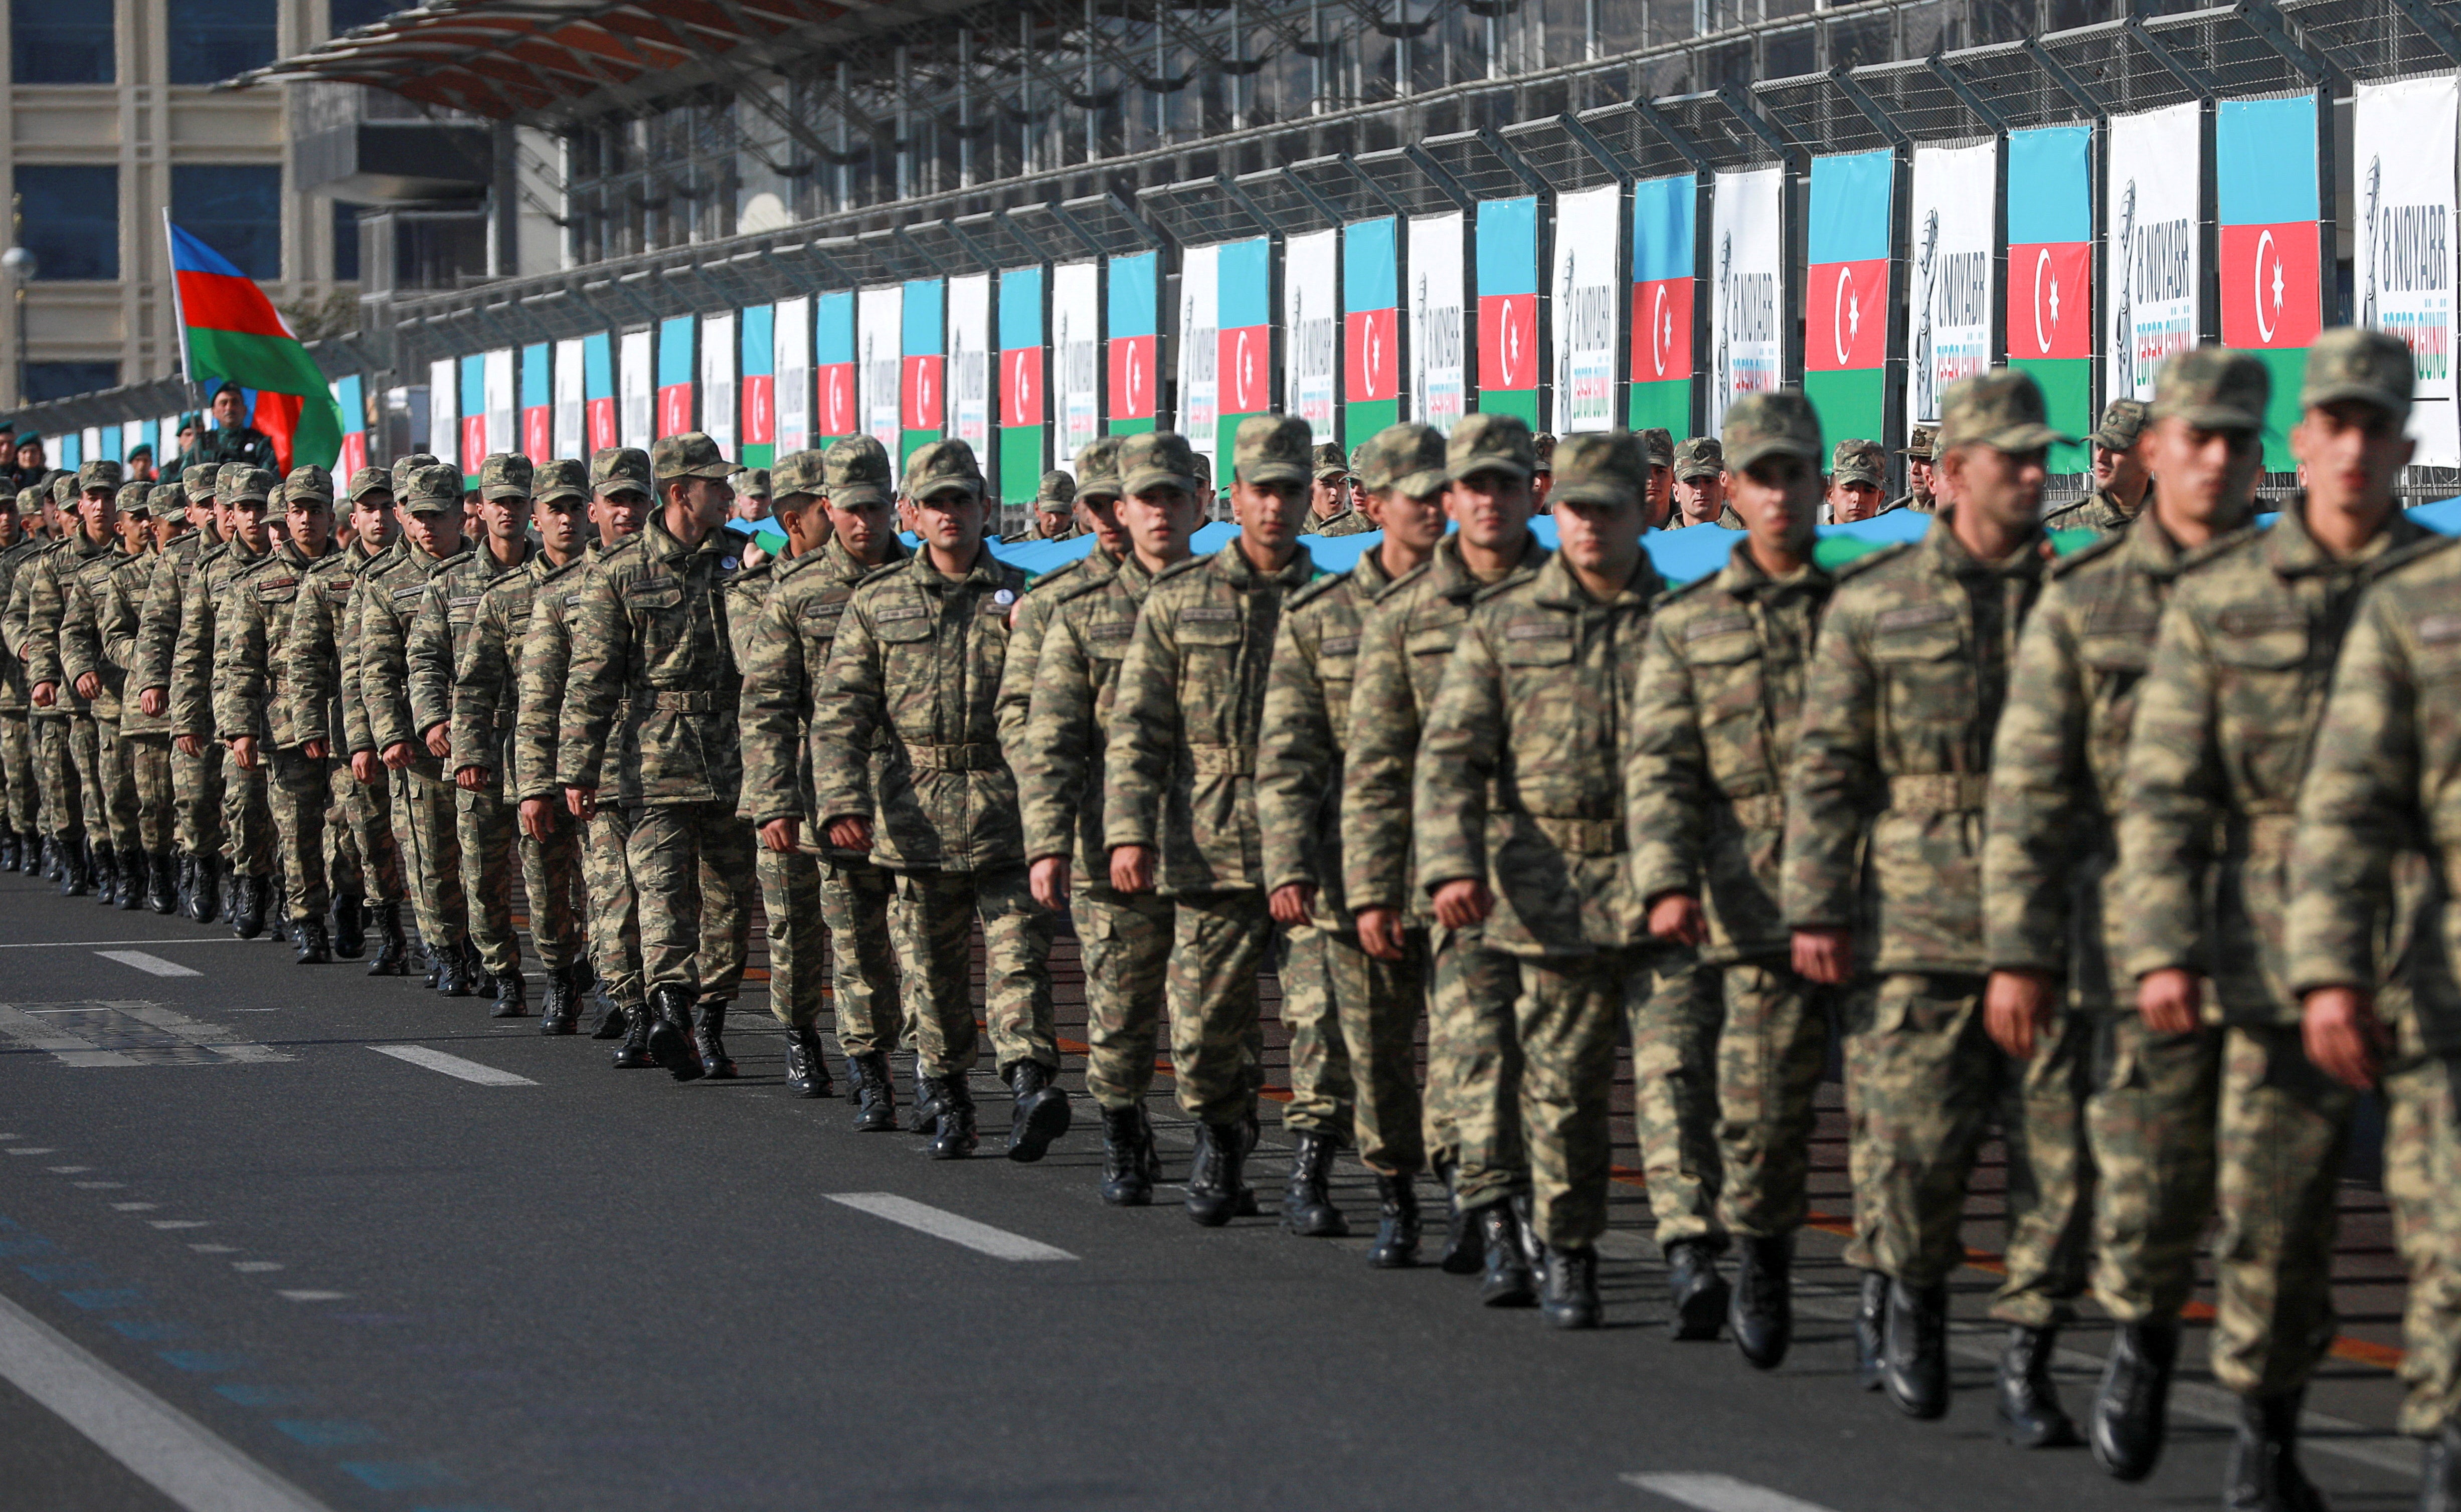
56, 535, 139, 720
105, 532, 185, 736
994, 547, 1117, 782
408, 542, 529, 747
0, 536, 47, 710
354, 541, 461, 759
450, 547, 570, 783
0, 541, 62, 715
283, 536, 391, 757
1625, 540, 1833, 964
2041, 486, 2140, 536
560, 516, 745, 808
1306, 506, 1375, 538
1880, 492, 1938, 516
1340, 533, 1550, 918
30, 533, 123, 716
1783, 510, 2045, 975
509, 544, 603, 802
810, 543, 1028, 871
1983, 517, 2247, 1007
1417, 550, 1668, 957
1018, 553, 1159, 882
2119, 500, 2440, 1023
172, 537, 269, 741
1104, 541, 1315, 895
130, 527, 213, 712
2286, 537, 2461, 1054
1255, 544, 1404, 927
737, 534, 910, 839
215, 540, 347, 747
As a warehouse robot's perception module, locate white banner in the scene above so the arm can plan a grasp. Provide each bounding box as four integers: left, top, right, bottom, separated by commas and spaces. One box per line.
1408, 213, 1466, 434
552, 337, 585, 459
1284, 229, 1338, 441
857, 285, 903, 453
698, 311, 737, 461
1906, 140, 1999, 437
1710, 168, 1786, 431
428, 357, 457, 459
948, 273, 991, 459
1052, 261, 1101, 464
2356, 76, 2459, 465
773, 295, 811, 455
1178, 244, 1221, 482
618, 330, 653, 450
2106, 102, 2204, 404
483, 348, 515, 457
1551, 184, 1623, 434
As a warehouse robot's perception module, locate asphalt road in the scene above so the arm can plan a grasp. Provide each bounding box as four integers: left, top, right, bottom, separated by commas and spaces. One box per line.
0, 868, 2425, 1512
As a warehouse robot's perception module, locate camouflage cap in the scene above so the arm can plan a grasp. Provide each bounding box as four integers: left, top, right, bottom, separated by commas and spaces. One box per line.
1233, 414, 1313, 487
390, 452, 441, 495
182, 463, 217, 501
1722, 390, 1824, 473
1311, 441, 1351, 482
2301, 326, 2414, 421
1635, 427, 1674, 468
223, 467, 277, 507
1073, 437, 1125, 502
649, 432, 731, 481
1938, 368, 2071, 454
345, 466, 392, 502
1673, 435, 1725, 481
1034, 469, 1077, 509
1899, 423, 1940, 460
1830, 439, 1886, 488
1117, 431, 1205, 498
473, 453, 530, 502
76, 459, 123, 493
116, 481, 152, 516
2150, 346, 2268, 434
1533, 432, 1559, 474
51, 473, 76, 507
1549, 431, 1650, 510
1352, 422, 1449, 499
2085, 397, 2151, 452
403, 463, 462, 514
283, 464, 336, 507
151, 483, 181, 516
532, 458, 589, 506
821, 435, 894, 507
1446, 411, 1537, 483
590, 446, 653, 499
770, 449, 828, 503
902, 438, 984, 502
730, 466, 771, 497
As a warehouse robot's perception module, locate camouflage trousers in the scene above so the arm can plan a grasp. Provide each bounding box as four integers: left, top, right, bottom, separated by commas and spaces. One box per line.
174, 738, 225, 859
337, 765, 403, 904
1630, 951, 1726, 1250
459, 782, 582, 980
1328, 923, 1429, 1177
757, 845, 824, 1029
67, 715, 103, 841
1078, 885, 1173, 1110
223, 752, 275, 877
388, 760, 467, 952
264, 747, 334, 922
2, 709, 36, 832
34, 715, 71, 836
1707, 961, 1834, 1242
2385, 1051, 2461, 1436
1163, 888, 1277, 1125
889, 863, 1055, 1079
583, 807, 644, 1012
1437, 925, 1529, 1212
1279, 922, 1355, 1139
2086, 1016, 2221, 1324
821, 856, 901, 1056
625, 802, 752, 1003
90, 715, 140, 855
127, 732, 172, 855
1846, 973, 2093, 1328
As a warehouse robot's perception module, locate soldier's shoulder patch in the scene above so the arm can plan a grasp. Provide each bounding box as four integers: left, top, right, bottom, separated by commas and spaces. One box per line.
1178, 605, 1239, 624
1830, 541, 1914, 581
1285, 570, 1353, 612
2047, 532, 2126, 580
390, 581, 427, 603
253, 576, 299, 600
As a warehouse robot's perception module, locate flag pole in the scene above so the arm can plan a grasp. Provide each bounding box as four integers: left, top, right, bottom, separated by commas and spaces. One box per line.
161, 209, 199, 412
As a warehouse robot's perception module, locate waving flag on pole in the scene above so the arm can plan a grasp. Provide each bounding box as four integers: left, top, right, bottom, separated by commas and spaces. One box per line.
166, 216, 342, 471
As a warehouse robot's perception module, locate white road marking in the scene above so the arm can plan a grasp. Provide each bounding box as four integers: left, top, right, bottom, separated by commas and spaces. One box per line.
72, 1182, 122, 1190
147, 1221, 209, 1231
0, 1287, 335, 1512
0, 1003, 287, 1067
1623, 1473, 1840, 1512
0, 939, 255, 951
823, 1193, 1076, 1262
369, 1045, 536, 1086
7, 1148, 58, 1156
188, 1245, 237, 1254
45, 1165, 89, 1173
275, 1291, 347, 1303
230, 1262, 283, 1274
92, 951, 203, 979
111, 1203, 157, 1212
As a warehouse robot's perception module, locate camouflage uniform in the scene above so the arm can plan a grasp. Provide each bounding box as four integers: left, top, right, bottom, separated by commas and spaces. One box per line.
54, 475, 144, 863
26, 470, 121, 859
722, 501, 819, 1035
284, 472, 407, 916
0, 518, 43, 842
1023, 468, 1082, 540
103, 488, 177, 872
1882, 425, 1937, 516
1305, 441, 1373, 536
135, 469, 224, 878
1784, 376, 2091, 1329
177, 469, 279, 893
2041, 400, 2151, 536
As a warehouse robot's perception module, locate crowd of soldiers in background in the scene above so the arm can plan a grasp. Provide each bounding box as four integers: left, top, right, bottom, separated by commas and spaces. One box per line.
0, 329, 2451, 1512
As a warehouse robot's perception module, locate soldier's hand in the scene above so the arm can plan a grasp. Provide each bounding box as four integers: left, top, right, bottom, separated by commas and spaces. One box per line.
381, 741, 413, 771
454, 765, 489, 792
424, 724, 452, 760
302, 738, 328, 760
1269, 883, 1315, 926
1110, 845, 1155, 894
827, 816, 872, 853
230, 735, 259, 771
139, 687, 167, 717
566, 786, 598, 820
760, 817, 801, 855
519, 797, 556, 842
350, 750, 381, 784
1984, 969, 2057, 1059
175, 733, 202, 758
1432, 878, 1491, 930
1792, 927, 1853, 985
2301, 986, 2386, 1090
1356, 907, 1407, 962
1647, 893, 1708, 946
30, 681, 53, 708
73, 672, 99, 700
2136, 968, 2202, 1035
1029, 855, 1071, 910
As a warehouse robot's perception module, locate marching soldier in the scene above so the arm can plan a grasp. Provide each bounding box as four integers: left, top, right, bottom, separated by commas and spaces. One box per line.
106, 483, 186, 912
134, 465, 227, 919
1023, 468, 1081, 541
29, 462, 131, 902
2043, 399, 2152, 535
55, 472, 148, 907
1826, 440, 1888, 525
5, 479, 79, 890
192, 468, 288, 937
0, 488, 39, 870
1304, 442, 1371, 535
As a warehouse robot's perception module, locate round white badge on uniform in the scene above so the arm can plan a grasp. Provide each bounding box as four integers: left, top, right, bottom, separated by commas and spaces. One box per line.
994, 588, 1015, 605
722, 556, 739, 571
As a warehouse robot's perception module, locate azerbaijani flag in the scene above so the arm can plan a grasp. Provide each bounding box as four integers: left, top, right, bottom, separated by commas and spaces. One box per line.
1108, 252, 1159, 435
1630, 173, 1697, 435
998, 266, 1046, 505
582, 332, 618, 453
2219, 93, 2324, 470
816, 292, 857, 443
520, 342, 552, 461
1805, 151, 1893, 457
459, 354, 487, 485
167, 219, 343, 471
1344, 217, 1400, 448
1216, 238, 1273, 465
656, 316, 694, 438
1475, 196, 1540, 426
900, 278, 944, 466
740, 305, 775, 468
2007, 125, 2093, 472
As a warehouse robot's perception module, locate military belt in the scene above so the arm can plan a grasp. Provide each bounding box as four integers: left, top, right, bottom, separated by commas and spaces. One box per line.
906, 741, 1002, 771
1726, 793, 1785, 831
1184, 746, 1255, 777
647, 690, 720, 713
1886, 773, 1990, 814
1526, 814, 1626, 856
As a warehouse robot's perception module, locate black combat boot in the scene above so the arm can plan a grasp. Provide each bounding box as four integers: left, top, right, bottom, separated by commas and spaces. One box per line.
1281, 1128, 1348, 1237
490, 971, 528, 1019
849, 1051, 898, 1131
1434, 1157, 1482, 1275
1541, 1246, 1602, 1330
1368, 1174, 1421, 1268
782, 1025, 833, 1095
266, 880, 291, 940
1099, 1104, 1154, 1206
2422, 1415, 2461, 1512
459, 936, 488, 995
292, 916, 331, 965
435, 936, 476, 997
1730, 1235, 1794, 1370
194, 855, 222, 922
147, 851, 177, 914
40, 833, 58, 881
1665, 1238, 1730, 1342
2090, 1320, 2178, 1480
692, 1001, 736, 1078
1882, 1279, 1951, 1420
587, 994, 629, 1041
174, 851, 196, 914
645, 986, 704, 1082
1004, 1060, 1071, 1162
909, 1065, 947, 1135
58, 833, 89, 896
2225, 1390, 2327, 1512
927, 1077, 978, 1159
89, 842, 118, 905
612, 1000, 653, 1069
330, 893, 365, 958
1476, 1204, 1538, 1307
1998, 1325, 2077, 1447
366, 903, 408, 976
1854, 1269, 1889, 1390
0, 827, 15, 872
538, 967, 579, 1035
230, 873, 267, 939
1185, 1120, 1250, 1227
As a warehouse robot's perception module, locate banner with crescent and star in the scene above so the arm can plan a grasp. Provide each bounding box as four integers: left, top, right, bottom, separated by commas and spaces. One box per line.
814, 291, 857, 446
1107, 251, 1159, 438
1805, 150, 1893, 460
1215, 237, 1275, 482
521, 341, 553, 466
899, 277, 946, 469
2006, 124, 2093, 465
1552, 183, 1623, 435
738, 305, 775, 468
2354, 75, 2459, 465
2219, 92, 2325, 472
655, 315, 694, 441
1475, 196, 1543, 428
580, 333, 616, 454
1343, 216, 1400, 449
1628, 173, 1696, 437
996, 264, 1047, 503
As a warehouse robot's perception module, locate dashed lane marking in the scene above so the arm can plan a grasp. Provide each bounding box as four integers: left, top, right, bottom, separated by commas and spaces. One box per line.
367, 1045, 536, 1087
0, 1003, 289, 1067
1624, 1474, 1840, 1512
823, 1194, 1077, 1262
274, 1292, 347, 1303
0, 939, 258, 951
92, 952, 203, 979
